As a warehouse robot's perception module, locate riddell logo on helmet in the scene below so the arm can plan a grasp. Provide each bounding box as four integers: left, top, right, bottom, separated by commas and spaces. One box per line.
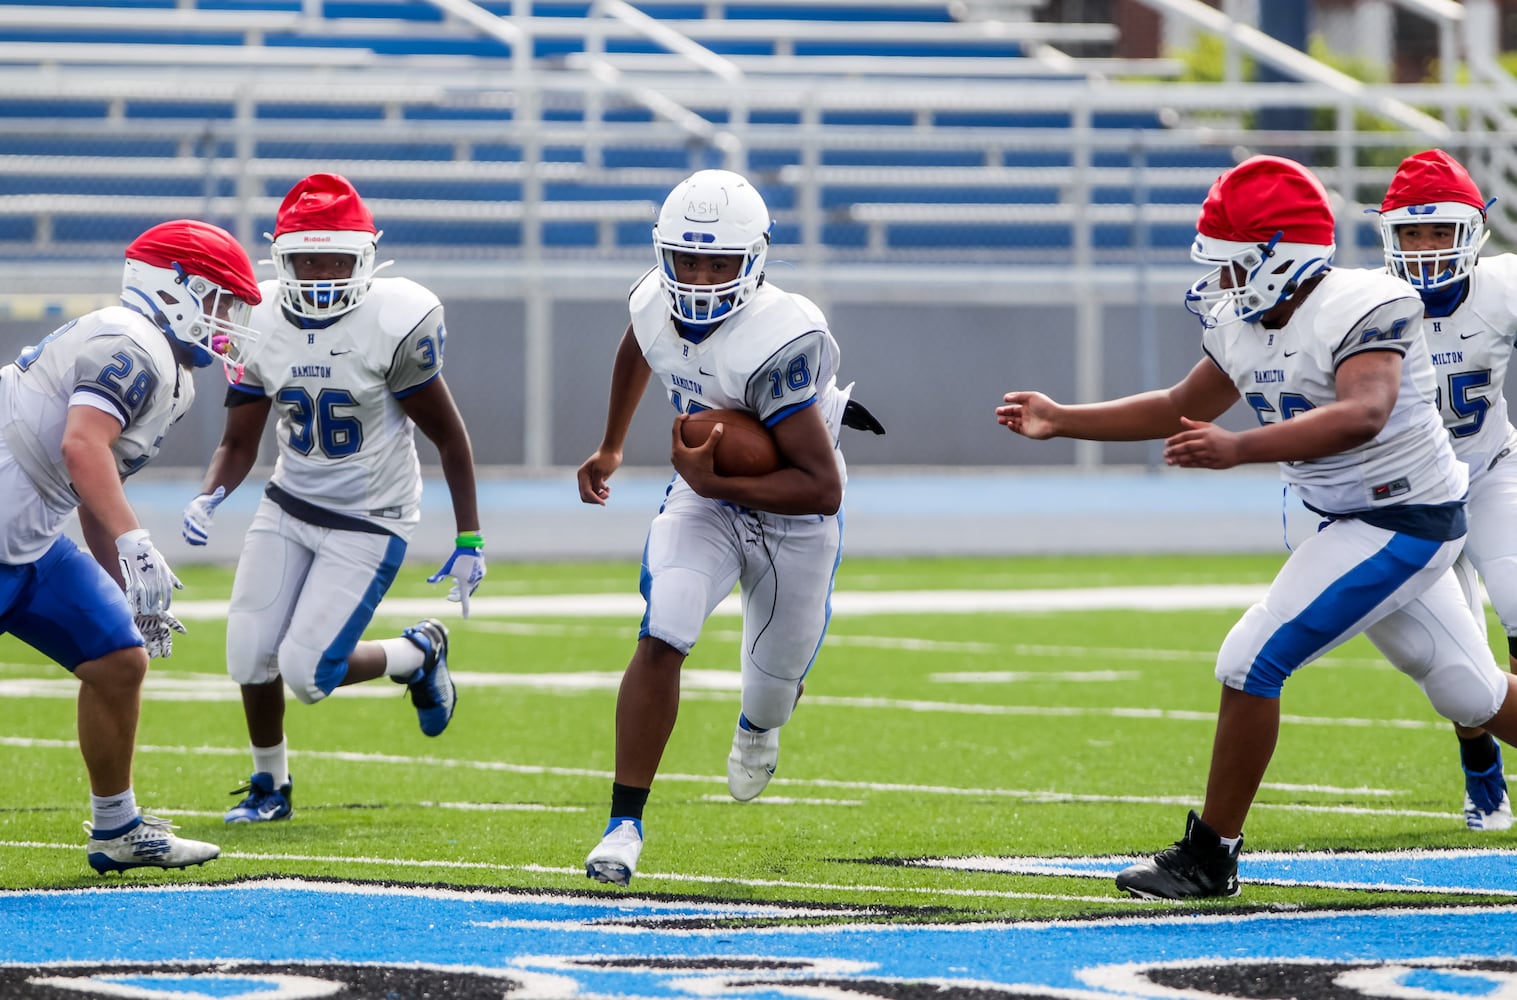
302, 236, 333, 243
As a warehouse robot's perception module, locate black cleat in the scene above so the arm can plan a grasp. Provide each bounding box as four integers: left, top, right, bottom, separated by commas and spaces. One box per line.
1116, 810, 1241, 900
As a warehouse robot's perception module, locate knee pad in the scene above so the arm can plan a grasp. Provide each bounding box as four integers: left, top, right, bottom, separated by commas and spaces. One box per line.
225, 614, 280, 687
643, 566, 718, 654
276, 635, 344, 706
1421, 657, 1508, 728
741, 673, 803, 731
1215, 604, 1297, 696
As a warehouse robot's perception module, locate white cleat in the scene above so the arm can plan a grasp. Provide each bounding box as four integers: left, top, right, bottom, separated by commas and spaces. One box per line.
586, 819, 643, 887
85, 813, 220, 874
1465, 791, 1515, 831
727, 723, 780, 802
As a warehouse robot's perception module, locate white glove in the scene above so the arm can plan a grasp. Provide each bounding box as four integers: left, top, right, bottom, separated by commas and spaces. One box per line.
181, 486, 226, 546
427, 538, 485, 619
136, 611, 187, 659
115, 528, 183, 615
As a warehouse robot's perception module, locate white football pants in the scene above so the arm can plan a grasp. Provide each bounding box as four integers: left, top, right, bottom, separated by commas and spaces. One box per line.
226, 497, 406, 704
640, 479, 843, 730
1216, 515, 1506, 728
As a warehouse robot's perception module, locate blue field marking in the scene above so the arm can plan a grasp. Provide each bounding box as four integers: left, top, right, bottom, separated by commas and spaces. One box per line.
912, 848, 1517, 897
4, 878, 1517, 998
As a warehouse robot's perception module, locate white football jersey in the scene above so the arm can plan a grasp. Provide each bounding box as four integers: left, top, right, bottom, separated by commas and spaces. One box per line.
629, 270, 850, 484
1421, 254, 1517, 479
235, 276, 445, 538
1202, 267, 1466, 515
0, 305, 193, 560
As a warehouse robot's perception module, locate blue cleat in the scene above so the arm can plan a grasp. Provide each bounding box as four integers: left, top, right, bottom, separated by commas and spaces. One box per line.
224, 772, 293, 823
399, 618, 454, 737
1464, 749, 1513, 832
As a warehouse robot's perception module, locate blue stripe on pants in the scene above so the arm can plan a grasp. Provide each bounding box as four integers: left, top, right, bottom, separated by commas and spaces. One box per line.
1244, 531, 1443, 697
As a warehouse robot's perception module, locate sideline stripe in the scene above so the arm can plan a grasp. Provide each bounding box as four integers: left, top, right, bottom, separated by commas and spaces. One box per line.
0, 839, 1137, 905
0, 738, 1454, 820
167, 584, 1272, 621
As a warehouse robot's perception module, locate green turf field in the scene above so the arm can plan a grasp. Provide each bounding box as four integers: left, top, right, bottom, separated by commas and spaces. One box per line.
2, 553, 1506, 917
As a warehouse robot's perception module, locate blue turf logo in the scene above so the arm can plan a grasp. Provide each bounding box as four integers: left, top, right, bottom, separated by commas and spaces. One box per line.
4, 870, 1517, 998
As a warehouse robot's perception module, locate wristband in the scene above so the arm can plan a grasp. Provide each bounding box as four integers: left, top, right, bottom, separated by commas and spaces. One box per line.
455, 532, 484, 550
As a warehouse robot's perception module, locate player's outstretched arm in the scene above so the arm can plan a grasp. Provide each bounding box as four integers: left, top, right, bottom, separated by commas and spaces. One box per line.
998, 358, 1239, 443
184, 397, 271, 546
580, 325, 652, 505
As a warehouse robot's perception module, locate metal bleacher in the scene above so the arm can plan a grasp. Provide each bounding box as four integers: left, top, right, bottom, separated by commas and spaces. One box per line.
0, 0, 1223, 276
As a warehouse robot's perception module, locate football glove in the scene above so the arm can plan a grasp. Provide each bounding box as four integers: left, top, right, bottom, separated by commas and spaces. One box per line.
181, 485, 226, 546
841, 399, 887, 435
428, 535, 485, 619
115, 528, 183, 615
136, 611, 188, 659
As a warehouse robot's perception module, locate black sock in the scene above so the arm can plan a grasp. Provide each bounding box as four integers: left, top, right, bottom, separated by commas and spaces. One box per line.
1460, 732, 1500, 773
610, 782, 650, 822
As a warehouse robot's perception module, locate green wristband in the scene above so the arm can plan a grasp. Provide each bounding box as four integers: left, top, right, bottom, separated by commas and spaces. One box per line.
456, 532, 484, 550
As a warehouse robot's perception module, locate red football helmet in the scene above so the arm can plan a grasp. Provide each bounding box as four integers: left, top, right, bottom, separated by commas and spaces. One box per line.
120, 219, 261, 374
1186, 155, 1336, 326
1378, 149, 1489, 290
269, 173, 388, 320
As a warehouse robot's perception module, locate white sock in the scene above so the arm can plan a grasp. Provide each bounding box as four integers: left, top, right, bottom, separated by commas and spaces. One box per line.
378, 637, 427, 678
90, 788, 138, 834
1220, 834, 1242, 852
251, 740, 289, 786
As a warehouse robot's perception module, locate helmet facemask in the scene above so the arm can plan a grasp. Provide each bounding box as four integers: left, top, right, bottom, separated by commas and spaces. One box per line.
653, 170, 773, 326
1185, 232, 1334, 327
1381, 202, 1488, 290
269, 229, 384, 320
121, 258, 259, 380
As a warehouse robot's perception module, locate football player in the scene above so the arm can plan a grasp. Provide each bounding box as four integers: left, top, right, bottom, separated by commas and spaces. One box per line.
181, 173, 483, 824
577, 168, 883, 887
1376, 149, 1517, 832
999, 154, 1517, 899
2, 219, 259, 872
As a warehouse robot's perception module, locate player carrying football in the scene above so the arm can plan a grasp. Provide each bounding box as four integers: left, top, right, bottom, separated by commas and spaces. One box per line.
577, 168, 884, 887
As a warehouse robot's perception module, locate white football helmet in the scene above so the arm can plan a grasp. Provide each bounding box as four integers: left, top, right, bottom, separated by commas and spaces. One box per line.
1381, 201, 1487, 290
653, 169, 772, 325
120, 219, 261, 376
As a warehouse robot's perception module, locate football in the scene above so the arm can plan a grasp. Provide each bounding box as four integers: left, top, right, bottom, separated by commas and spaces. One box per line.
678, 408, 782, 477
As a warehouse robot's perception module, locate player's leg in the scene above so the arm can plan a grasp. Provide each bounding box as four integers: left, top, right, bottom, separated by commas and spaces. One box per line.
1453, 465, 1517, 828
1369, 562, 1514, 829
1118, 519, 1461, 899
727, 509, 842, 801
5, 537, 218, 871
586, 486, 740, 886
224, 500, 315, 822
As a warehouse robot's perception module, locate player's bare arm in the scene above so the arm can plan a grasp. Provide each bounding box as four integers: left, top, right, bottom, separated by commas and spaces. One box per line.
61, 404, 138, 540
579, 325, 652, 505
999, 358, 1238, 443
674, 404, 842, 516
200, 396, 272, 496
400, 376, 480, 533
1206, 350, 1400, 467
